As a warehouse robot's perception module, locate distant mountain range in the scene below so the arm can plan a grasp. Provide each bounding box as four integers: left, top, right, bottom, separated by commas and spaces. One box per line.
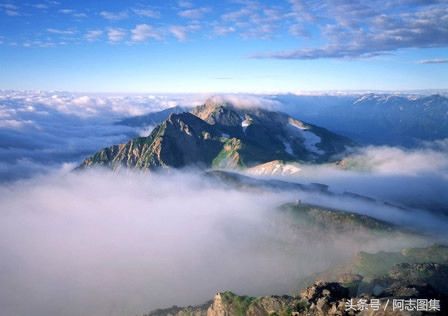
115, 94, 448, 147
274, 94, 448, 146
80, 99, 352, 170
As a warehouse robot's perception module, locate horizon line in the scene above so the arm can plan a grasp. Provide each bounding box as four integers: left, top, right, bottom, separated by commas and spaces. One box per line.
1, 88, 448, 96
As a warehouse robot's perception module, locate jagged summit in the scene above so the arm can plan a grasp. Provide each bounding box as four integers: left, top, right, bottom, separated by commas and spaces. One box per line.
81, 112, 223, 170
192, 98, 242, 127
79, 99, 354, 171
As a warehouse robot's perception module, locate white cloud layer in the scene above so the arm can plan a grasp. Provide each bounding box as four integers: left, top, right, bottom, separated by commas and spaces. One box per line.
346, 145, 448, 176
0, 91, 210, 180
268, 143, 448, 218
0, 169, 428, 316
206, 94, 281, 109
0, 91, 447, 316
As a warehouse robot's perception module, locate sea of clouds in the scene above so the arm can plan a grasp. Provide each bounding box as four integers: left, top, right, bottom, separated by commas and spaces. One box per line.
0, 91, 447, 316
0, 91, 207, 180
0, 169, 429, 316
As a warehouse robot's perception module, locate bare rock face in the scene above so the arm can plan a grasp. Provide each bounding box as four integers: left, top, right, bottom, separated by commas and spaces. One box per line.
298, 281, 350, 316
206, 292, 256, 316
80, 112, 223, 170
207, 293, 228, 316
301, 281, 350, 303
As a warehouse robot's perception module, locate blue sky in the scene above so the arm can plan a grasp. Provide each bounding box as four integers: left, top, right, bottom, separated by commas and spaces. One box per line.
0, 0, 447, 92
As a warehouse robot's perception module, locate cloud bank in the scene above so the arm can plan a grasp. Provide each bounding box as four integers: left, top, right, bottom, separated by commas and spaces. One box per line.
268, 143, 448, 218
0, 169, 427, 316
341, 145, 448, 176
0, 91, 209, 181
0, 92, 447, 316
206, 94, 280, 109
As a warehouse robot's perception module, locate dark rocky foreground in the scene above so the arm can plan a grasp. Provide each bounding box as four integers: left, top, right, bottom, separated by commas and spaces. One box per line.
144, 245, 448, 316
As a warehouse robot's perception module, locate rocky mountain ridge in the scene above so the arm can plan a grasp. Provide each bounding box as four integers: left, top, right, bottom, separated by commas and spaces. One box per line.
79, 100, 353, 170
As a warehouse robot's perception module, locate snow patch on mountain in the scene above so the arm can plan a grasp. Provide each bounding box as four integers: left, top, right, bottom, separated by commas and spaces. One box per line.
301, 132, 324, 155
241, 117, 252, 132
283, 141, 294, 155
288, 118, 324, 155
246, 160, 302, 176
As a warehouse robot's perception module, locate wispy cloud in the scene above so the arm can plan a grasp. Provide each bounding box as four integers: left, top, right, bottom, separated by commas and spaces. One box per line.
85, 30, 103, 42
169, 26, 188, 41
178, 7, 210, 19
0, 3, 19, 16
58, 8, 73, 14
47, 28, 76, 35
32, 3, 48, 10
4, 9, 18, 15
132, 8, 160, 18
218, 2, 283, 39
169, 23, 200, 41
100, 10, 128, 21
213, 25, 236, 36
21, 40, 56, 48
418, 58, 448, 64
107, 28, 126, 42
178, 0, 193, 9
58, 8, 87, 18
0, 3, 18, 10
252, 0, 448, 59
131, 24, 161, 42
1, 0, 448, 61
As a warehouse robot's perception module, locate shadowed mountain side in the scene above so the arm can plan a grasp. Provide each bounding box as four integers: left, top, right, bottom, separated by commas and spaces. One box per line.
80, 112, 223, 170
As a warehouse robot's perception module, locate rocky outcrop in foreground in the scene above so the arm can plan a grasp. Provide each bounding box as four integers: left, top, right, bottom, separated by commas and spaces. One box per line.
144, 245, 448, 316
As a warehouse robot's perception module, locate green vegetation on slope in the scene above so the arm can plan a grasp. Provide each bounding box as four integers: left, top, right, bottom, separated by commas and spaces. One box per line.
279, 202, 396, 233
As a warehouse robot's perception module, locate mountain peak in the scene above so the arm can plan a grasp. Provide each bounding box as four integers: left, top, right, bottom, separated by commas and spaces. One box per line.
204, 96, 235, 108
192, 98, 241, 127
80, 100, 354, 171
